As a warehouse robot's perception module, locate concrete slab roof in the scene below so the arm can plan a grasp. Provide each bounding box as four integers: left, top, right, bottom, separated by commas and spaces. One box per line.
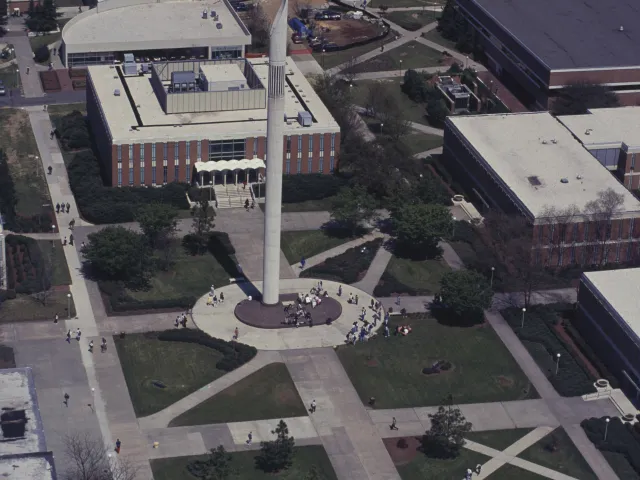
559, 107, 640, 152
62, 0, 250, 53
88, 57, 340, 144
446, 112, 640, 219
199, 63, 246, 83
583, 268, 640, 344
469, 0, 640, 70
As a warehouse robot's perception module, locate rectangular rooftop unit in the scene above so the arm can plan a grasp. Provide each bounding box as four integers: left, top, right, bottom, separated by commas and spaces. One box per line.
199, 64, 246, 91
123, 53, 135, 63
297, 111, 312, 127
170, 71, 197, 92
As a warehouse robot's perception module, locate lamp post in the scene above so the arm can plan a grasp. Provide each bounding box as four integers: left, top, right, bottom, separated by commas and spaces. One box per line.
380, 122, 384, 134
67, 293, 72, 319
604, 418, 610, 441
465, 55, 469, 69
209, 180, 213, 201
555, 353, 561, 375
399, 59, 402, 78
520, 307, 526, 328
490, 266, 495, 288
15, 68, 19, 89
51, 224, 56, 250
452, 216, 457, 237
321, 49, 325, 69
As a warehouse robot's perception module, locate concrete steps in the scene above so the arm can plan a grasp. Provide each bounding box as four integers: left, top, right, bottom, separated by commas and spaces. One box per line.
214, 184, 252, 209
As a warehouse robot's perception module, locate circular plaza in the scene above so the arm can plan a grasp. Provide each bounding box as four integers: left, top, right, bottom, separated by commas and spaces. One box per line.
193, 278, 383, 350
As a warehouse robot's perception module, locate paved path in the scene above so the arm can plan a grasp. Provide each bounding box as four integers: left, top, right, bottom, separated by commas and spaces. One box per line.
352, 241, 393, 295
139, 350, 283, 429
283, 348, 401, 480
414, 146, 442, 158
415, 35, 487, 71
384, 6, 443, 12
12, 34, 44, 97
351, 66, 460, 80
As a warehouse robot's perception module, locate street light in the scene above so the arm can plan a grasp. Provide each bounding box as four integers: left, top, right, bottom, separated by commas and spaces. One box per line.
380, 122, 384, 134
452, 216, 457, 237
51, 224, 56, 250
490, 266, 495, 288
555, 353, 561, 375
15, 68, 19, 90
465, 55, 469, 69
399, 59, 403, 78
520, 307, 526, 328
604, 418, 610, 441
67, 293, 72, 319
321, 49, 325, 69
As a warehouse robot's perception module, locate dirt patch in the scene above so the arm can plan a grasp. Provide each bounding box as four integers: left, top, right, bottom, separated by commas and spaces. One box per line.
383, 436, 421, 466
315, 18, 384, 47
495, 375, 514, 388
367, 358, 379, 367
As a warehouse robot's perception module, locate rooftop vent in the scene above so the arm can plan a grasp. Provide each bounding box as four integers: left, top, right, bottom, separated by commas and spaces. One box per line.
541, 140, 548, 144
619, 25, 624, 32
216, 22, 223, 29
576, 174, 583, 180
560, 178, 569, 184
585, 129, 592, 135
114, 88, 121, 96
202, 9, 208, 18
551, 139, 557, 144
298, 111, 312, 127
527, 176, 541, 186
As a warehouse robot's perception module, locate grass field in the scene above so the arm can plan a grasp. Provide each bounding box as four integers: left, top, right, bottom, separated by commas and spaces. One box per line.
37, 240, 71, 286
385, 11, 439, 31
0, 109, 51, 218
395, 447, 489, 480
150, 446, 338, 480
336, 314, 537, 408
169, 363, 307, 426
466, 429, 534, 451
114, 332, 229, 417
519, 428, 597, 480
489, 464, 548, 479
374, 255, 450, 296
351, 78, 429, 126
313, 34, 398, 70
422, 28, 459, 52
0, 291, 75, 323
352, 42, 445, 73
281, 230, 356, 264
0, 65, 21, 89
400, 133, 443, 156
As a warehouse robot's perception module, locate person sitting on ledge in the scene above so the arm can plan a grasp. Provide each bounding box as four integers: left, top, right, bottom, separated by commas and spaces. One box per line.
323, 290, 329, 297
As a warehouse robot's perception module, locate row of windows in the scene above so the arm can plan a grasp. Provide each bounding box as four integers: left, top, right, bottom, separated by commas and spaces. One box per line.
68, 51, 115, 68
534, 241, 635, 267
590, 148, 620, 169
537, 218, 635, 244
211, 46, 242, 60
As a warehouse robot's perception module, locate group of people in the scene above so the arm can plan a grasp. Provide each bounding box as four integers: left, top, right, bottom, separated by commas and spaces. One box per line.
174, 312, 189, 328
65, 329, 108, 352
346, 299, 392, 344
206, 283, 225, 307
56, 202, 70, 214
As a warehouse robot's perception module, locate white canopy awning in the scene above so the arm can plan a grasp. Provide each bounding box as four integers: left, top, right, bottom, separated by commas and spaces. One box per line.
194, 158, 266, 173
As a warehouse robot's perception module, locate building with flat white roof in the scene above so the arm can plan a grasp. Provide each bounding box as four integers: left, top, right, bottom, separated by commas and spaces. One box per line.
444, 112, 640, 266
60, 0, 251, 68
559, 107, 640, 190
87, 57, 341, 188
578, 268, 640, 399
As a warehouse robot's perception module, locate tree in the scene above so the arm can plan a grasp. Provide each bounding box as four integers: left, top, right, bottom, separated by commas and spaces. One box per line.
61, 432, 139, 480
439, 270, 493, 320
256, 420, 296, 473
0, 0, 8, 33
551, 82, 620, 116
190, 197, 216, 254
538, 204, 581, 267
246, 3, 269, 49
436, 0, 475, 54
584, 188, 625, 266
377, 90, 411, 142
313, 74, 360, 145
187, 445, 233, 480
136, 203, 178, 249
26, 0, 60, 32
422, 401, 472, 458
426, 98, 450, 126
304, 465, 325, 480
82, 226, 149, 282
392, 203, 452, 258
341, 56, 358, 85
34, 44, 50, 63
330, 185, 377, 235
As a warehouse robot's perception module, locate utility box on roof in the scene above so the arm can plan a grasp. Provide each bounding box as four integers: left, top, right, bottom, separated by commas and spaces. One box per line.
297, 111, 312, 126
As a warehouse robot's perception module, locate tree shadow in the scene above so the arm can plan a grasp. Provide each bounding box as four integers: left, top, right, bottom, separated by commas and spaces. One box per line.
430, 305, 484, 328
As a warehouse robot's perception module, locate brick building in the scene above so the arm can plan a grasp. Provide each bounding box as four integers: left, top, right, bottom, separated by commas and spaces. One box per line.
86, 57, 340, 190
577, 269, 640, 400
444, 112, 640, 266
456, 0, 640, 109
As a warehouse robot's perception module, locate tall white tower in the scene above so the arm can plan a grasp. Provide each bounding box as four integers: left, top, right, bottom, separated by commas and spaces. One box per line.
261, 0, 288, 305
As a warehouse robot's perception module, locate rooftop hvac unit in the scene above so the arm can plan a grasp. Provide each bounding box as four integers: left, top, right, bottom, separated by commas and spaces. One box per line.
123, 62, 137, 75
114, 89, 121, 96
211, 9, 216, 16
123, 53, 134, 63
202, 9, 208, 18
297, 111, 312, 127
216, 23, 223, 29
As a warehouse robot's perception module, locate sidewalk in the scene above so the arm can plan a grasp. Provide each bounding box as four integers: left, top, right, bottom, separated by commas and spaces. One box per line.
12, 35, 44, 97
351, 241, 393, 294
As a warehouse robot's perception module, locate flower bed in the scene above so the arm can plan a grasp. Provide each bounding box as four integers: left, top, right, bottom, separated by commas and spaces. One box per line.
301, 238, 382, 284
582, 417, 640, 478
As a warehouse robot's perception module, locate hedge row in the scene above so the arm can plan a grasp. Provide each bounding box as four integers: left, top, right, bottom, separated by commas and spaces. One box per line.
301, 238, 382, 284
157, 328, 257, 372
502, 304, 596, 396
252, 173, 349, 203
55, 111, 91, 151
68, 150, 190, 224
5, 235, 49, 294
98, 280, 197, 314
582, 417, 640, 478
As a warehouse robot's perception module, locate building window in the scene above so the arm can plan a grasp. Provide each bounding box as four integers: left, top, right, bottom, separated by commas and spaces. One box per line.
534, 248, 540, 265
583, 222, 589, 242
285, 158, 290, 174
117, 145, 122, 162
174, 165, 179, 180
538, 225, 544, 242
615, 243, 621, 263
630, 218, 635, 239
253, 137, 258, 157
152, 143, 156, 161
309, 135, 314, 152
152, 164, 156, 185
186, 141, 190, 161
632, 153, 636, 170
129, 167, 134, 186
571, 223, 578, 243
557, 248, 563, 266
605, 221, 612, 240
297, 156, 302, 173
592, 244, 599, 264
140, 144, 145, 184
286, 136, 291, 153
297, 136, 302, 151
197, 140, 202, 159
117, 167, 122, 186
128, 144, 133, 160
163, 166, 168, 184
67, 51, 116, 67
186, 164, 191, 184
627, 243, 633, 262
330, 155, 335, 172
209, 139, 246, 162
174, 143, 179, 161
330, 133, 335, 150
618, 220, 624, 240
309, 157, 314, 173
548, 224, 555, 244
570, 246, 576, 264
319, 137, 324, 155
163, 143, 168, 160
211, 45, 242, 60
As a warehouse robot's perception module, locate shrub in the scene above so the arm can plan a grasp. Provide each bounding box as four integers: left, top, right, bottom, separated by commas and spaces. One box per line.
253, 174, 348, 203
34, 45, 50, 63
98, 281, 197, 313
301, 238, 382, 284
156, 328, 257, 371
56, 111, 92, 150
502, 305, 596, 396
582, 417, 640, 477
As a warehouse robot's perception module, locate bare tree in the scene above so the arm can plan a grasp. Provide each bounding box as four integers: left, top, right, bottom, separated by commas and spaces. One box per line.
341, 56, 359, 85
584, 188, 625, 266
246, 3, 269, 48
537, 204, 581, 267
377, 89, 411, 141
292, 0, 312, 18
61, 432, 139, 480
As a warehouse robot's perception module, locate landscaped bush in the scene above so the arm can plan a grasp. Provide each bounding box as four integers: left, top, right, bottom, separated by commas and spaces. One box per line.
253, 174, 348, 202
98, 280, 197, 313
301, 238, 382, 283
582, 417, 640, 478
68, 150, 189, 224
34, 45, 50, 63
157, 328, 257, 371
4, 235, 49, 294
502, 304, 596, 396
69, 68, 86, 79
56, 111, 91, 150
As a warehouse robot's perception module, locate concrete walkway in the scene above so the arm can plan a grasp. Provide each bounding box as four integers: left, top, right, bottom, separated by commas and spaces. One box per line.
12, 35, 44, 97
414, 146, 442, 158
351, 65, 461, 81
416, 35, 487, 71
292, 231, 385, 277
282, 348, 401, 480
138, 350, 283, 429
352, 242, 393, 295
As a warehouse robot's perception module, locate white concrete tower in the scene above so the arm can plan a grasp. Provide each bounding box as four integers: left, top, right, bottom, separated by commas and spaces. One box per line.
261, 0, 288, 305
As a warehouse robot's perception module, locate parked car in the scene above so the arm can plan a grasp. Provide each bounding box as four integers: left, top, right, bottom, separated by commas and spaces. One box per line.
327, 11, 341, 20
0, 80, 6, 96
233, 2, 249, 11
291, 33, 303, 44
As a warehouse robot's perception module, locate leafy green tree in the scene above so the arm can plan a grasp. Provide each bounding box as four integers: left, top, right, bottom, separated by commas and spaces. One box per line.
330, 185, 377, 235
26, 0, 60, 32
392, 204, 452, 257
256, 420, 296, 473
136, 203, 178, 249
0, 0, 7, 31
439, 270, 493, 319
551, 82, 620, 116
190, 197, 216, 254
187, 445, 233, 480
422, 401, 472, 458
82, 226, 149, 282
426, 98, 450, 126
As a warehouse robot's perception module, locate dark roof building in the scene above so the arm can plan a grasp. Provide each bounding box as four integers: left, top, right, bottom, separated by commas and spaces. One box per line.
457, 0, 640, 108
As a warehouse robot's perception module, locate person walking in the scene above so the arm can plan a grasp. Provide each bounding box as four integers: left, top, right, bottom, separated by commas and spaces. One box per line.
76, 328, 81, 341
246, 432, 252, 445
396, 295, 401, 306
69, 234, 74, 246
63, 393, 69, 406
338, 285, 342, 296
56, 203, 60, 213
66, 330, 71, 343
54, 313, 59, 324
348, 292, 353, 303
390, 417, 398, 430
63, 236, 67, 246
88, 340, 94, 353
101, 337, 107, 352
220, 292, 224, 303
233, 327, 239, 340
115, 439, 121, 454
65, 203, 70, 213
174, 316, 179, 328
300, 257, 306, 269
47, 166, 52, 175
355, 294, 359, 305
310, 399, 316, 413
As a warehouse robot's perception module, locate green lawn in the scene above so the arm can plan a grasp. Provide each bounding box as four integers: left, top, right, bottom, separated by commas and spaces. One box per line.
150, 446, 338, 480
422, 28, 459, 52
0, 291, 76, 323
351, 78, 429, 126
114, 332, 229, 417
37, 240, 71, 286
0, 64, 21, 89
374, 255, 450, 296
352, 41, 445, 74
336, 314, 537, 408
385, 11, 439, 31
489, 464, 548, 479
169, 363, 307, 426
519, 427, 597, 480
124, 239, 236, 303
0, 109, 51, 217
465, 429, 533, 451
313, 34, 397, 70
281, 230, 355, 265
259, 196, 337, 213
48, 102, 87, 128
395, 446, 490, 480
401, 132, 443, 156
